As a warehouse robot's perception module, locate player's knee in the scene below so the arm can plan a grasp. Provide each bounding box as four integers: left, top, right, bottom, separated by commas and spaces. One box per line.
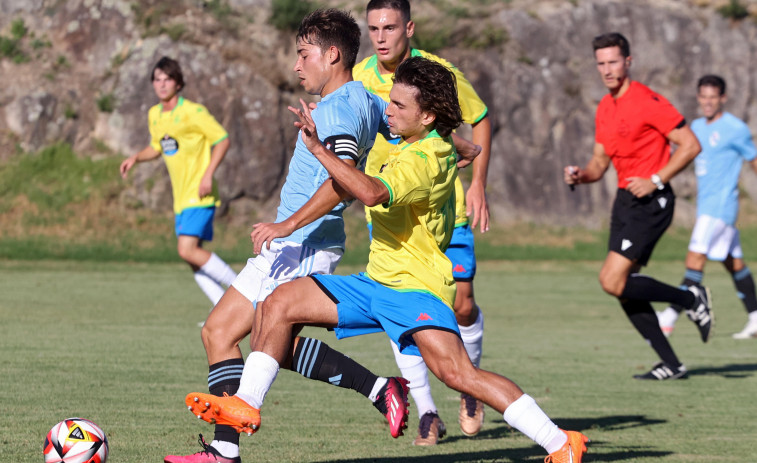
260, 289, 296, 325
201, 318, 234, 353
598, 274, 623, 297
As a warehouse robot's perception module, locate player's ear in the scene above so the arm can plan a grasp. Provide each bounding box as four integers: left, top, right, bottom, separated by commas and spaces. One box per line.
328, 46, 340, 65
405, 20, 414, 39
420, 110, 435, 127
625, 55, 632, 68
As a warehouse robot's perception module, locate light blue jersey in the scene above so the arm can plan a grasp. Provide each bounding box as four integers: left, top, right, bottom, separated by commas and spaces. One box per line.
692, 112, 757, 225
275, 81, 389, 249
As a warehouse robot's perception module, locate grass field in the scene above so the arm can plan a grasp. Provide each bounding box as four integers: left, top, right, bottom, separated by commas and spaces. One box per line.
2, 259, 755, 462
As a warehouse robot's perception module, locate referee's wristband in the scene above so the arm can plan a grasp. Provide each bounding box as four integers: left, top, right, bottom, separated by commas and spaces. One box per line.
650, 174, 665, 190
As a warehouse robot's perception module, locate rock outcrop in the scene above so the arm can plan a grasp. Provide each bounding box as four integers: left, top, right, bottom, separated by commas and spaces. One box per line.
1, 0, 756, 226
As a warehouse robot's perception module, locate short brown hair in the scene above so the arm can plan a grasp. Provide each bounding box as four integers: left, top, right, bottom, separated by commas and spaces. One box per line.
151, 56, 185, 91
297, 9, 361, 70
592, 32, 630, 58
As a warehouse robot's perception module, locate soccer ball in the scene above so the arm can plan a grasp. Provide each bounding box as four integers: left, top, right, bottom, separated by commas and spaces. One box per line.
43, 418, 109, 463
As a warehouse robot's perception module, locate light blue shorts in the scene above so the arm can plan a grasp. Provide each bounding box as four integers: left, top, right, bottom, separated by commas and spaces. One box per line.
175, 207, 215, 241
446, 224, 476, 281
311, 272, 460, 356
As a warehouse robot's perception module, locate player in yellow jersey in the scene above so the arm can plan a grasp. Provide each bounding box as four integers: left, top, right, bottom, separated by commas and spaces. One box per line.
185, 56, 588, 463
352, 0, 490, 443
120, 57, 236, 309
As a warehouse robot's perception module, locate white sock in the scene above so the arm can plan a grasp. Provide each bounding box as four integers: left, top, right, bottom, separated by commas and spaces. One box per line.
748, 312, 757, 323
193, 270, 225, 305
202, 252, 237, 287
390, 340, 436, 418
210, 440, 239, 458
368, 377, 388, 403
236, 352, 280, 409
459, 308, 484, 367
503, 394, 566, 454
658, 307, 679, 327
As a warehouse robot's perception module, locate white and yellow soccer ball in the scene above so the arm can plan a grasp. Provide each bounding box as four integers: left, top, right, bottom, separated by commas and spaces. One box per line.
43, 418, 109, 463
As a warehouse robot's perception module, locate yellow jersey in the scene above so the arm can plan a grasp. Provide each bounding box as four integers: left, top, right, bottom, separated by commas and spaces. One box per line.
367, 130, 458, 308
353, 49, 487, 227
148, 96, 228, 214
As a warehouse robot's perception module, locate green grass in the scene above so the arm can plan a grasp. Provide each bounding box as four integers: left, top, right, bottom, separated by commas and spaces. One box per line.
2, 259, 755, 462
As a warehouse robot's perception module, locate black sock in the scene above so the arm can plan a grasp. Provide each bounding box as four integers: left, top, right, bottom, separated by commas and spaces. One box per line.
620, 299, 682, 367
672, 269, 704, 313
291, 337, 379, 399
621, 273, 695, 308
733, 267, 757, 314
208, 358, 244, 446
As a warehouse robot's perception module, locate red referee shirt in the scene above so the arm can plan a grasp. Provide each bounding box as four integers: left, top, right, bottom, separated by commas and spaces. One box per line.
595, 81, 684, 189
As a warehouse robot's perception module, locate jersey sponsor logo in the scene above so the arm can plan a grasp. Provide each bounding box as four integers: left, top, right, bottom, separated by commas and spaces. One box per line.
160, 135, 179, 155
416, 313, 433, 321
453, 264, 466, 273
386, 132, 402, 145
658, 197, 668, 209
621, 239, 633, 251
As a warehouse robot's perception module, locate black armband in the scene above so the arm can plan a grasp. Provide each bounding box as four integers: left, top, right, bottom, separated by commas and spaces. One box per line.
324, 134, 359, 164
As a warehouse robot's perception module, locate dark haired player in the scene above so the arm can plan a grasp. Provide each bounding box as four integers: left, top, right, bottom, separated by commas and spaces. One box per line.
353, 0, 492, 443
163, 9, 400, 463
186, 56, 589, 463
658, 74, 757, 340
564, 33, 709, 380
120, 57, 237, 311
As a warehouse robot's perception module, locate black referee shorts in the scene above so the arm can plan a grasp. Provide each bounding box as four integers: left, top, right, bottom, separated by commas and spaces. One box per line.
608, 186, 675, 266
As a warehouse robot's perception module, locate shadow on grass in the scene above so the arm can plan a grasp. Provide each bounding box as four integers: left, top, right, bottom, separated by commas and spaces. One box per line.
687, 362, 757, 378
318, 416, 671, 462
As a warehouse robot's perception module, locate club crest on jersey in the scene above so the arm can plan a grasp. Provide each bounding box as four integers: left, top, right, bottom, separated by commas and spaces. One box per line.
160, 135, 179, 155
709, 131, 720, 148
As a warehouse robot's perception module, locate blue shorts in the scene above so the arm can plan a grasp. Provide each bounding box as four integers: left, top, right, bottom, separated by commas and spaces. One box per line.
175, 207, 215, 241
311, 273, 460, 356
446, 225, 476, 281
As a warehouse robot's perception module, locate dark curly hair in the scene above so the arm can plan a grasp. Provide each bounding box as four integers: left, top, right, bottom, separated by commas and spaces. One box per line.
393, 56, 462, 137
297, 9, 361, 70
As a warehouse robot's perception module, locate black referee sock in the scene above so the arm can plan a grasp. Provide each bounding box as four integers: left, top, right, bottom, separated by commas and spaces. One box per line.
620, 299, 682, 368
208, 358, 244, 446
733, 267, 757, 314
620, 273, 695, 308
291, 337, 378, 399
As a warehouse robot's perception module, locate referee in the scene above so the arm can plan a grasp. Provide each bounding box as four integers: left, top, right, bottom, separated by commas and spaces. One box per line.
564, 33, 711, 381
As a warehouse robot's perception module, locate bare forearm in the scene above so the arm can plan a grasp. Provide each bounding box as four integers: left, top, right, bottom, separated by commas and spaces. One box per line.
311, 145, 388, 207
205, 138, 230, 177
470, 116, 492, 188
656, 126, 701, 183
282, 178, 347, 231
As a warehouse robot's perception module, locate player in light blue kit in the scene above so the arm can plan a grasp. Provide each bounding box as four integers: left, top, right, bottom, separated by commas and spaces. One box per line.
658, 75, 757, 340
164, 9, 397, 463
